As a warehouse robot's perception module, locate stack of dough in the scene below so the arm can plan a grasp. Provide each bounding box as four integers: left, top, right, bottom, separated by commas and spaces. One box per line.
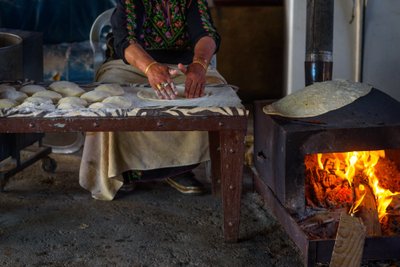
86, 84, 131, 109
89, 95, 133, 109
81, 84, 125, 103
48, 81, 86, 110
0, 81, 132, 111
9, 81, 86, 110
0, 85, 28, 108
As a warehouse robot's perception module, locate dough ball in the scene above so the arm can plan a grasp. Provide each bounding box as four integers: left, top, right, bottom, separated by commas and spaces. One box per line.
94, 83, 125, 96
0, 99, 18, 109
88, 102, 119, 109
23, 96, 53, 105
58, 96, 88, 107
80, 90, 112, 103
32, 90, 63, 103
19, 84, 47, 96
0, 90, 28, 102
102, 96, 132, 109
19, 96, 54, 109
57, 102, 86, 110
49, 81, 85, 97
0, 84, 16, 93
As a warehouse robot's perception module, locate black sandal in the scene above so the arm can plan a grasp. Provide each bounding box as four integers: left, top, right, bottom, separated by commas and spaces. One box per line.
120, 170, 142, 192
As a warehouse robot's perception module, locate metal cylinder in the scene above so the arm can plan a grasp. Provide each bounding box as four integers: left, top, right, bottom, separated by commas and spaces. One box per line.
305, 0, 334, 86
0, 32, 23, 81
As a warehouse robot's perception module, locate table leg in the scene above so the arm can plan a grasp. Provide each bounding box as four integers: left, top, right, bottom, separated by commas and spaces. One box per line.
219, 129, 246, 242
208, 131, 221, 196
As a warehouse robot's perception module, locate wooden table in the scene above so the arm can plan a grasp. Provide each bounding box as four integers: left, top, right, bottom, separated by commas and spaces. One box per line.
0, 105, 248, 242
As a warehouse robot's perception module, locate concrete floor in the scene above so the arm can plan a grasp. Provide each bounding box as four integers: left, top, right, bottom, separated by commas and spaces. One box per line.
0, 150, 304, 267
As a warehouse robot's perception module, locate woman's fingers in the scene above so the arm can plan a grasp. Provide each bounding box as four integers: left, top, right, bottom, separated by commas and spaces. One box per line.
185, 79, 193, 98
185, 80, 205, 98
148, 65, 178, 99
148, 63, 207, 99
183, 63, 207, 98
154, 80, 178, 99
164, 83, 176, 99
194, 82, 205, 98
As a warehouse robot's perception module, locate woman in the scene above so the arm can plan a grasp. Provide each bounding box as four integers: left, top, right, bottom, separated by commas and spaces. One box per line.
79, 0, 226, 200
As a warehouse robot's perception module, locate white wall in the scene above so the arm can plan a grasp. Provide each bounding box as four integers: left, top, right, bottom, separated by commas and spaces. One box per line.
284, 0, 363, 94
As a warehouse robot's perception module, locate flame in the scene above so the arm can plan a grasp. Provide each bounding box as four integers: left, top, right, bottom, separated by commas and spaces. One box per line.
317, 150, 399, 222
317, 153, 324, 170
349, 184, 366, 214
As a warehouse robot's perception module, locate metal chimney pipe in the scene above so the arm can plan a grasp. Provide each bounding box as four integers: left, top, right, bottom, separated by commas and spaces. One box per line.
305, 0, 334, 86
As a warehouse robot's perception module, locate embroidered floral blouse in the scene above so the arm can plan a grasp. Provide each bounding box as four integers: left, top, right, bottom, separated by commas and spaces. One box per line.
110, 0, 221, 65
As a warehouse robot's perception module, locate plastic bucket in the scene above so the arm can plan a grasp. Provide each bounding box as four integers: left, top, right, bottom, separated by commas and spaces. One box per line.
0, 32, 23, 81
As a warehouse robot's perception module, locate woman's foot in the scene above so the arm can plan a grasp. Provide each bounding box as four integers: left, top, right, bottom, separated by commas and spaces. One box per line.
120, 164, 206, 195
165, 171, 205, 195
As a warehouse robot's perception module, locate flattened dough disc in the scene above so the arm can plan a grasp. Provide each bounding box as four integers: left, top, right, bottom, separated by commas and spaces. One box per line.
263, 80, 372, 118
137, 86, 210, 101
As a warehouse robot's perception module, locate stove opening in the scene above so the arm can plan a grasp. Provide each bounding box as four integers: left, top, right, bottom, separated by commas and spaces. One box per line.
303, 149, 400, 238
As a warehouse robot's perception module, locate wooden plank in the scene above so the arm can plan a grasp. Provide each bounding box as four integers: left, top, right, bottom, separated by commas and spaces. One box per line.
330, 212, 366, 267
0, 116, 247, 133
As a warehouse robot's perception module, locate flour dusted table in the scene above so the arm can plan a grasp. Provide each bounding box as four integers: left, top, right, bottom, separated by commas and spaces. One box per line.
0, 84, 248, 242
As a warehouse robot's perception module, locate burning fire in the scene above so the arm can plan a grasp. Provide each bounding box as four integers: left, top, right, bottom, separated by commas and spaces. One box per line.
316, 150, 399, 222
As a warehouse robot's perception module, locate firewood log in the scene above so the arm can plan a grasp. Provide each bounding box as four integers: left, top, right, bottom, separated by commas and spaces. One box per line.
354, 183, 382, 236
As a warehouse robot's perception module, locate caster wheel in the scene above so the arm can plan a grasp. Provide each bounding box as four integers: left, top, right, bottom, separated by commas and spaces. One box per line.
41, 156, 57, 173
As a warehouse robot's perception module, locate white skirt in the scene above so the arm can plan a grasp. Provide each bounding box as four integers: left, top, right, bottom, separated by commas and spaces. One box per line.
79, 60, 226, 200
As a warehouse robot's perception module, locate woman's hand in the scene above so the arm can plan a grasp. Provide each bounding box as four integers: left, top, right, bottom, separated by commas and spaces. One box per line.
146, 63, 178, 99
178, 63, 207, 98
